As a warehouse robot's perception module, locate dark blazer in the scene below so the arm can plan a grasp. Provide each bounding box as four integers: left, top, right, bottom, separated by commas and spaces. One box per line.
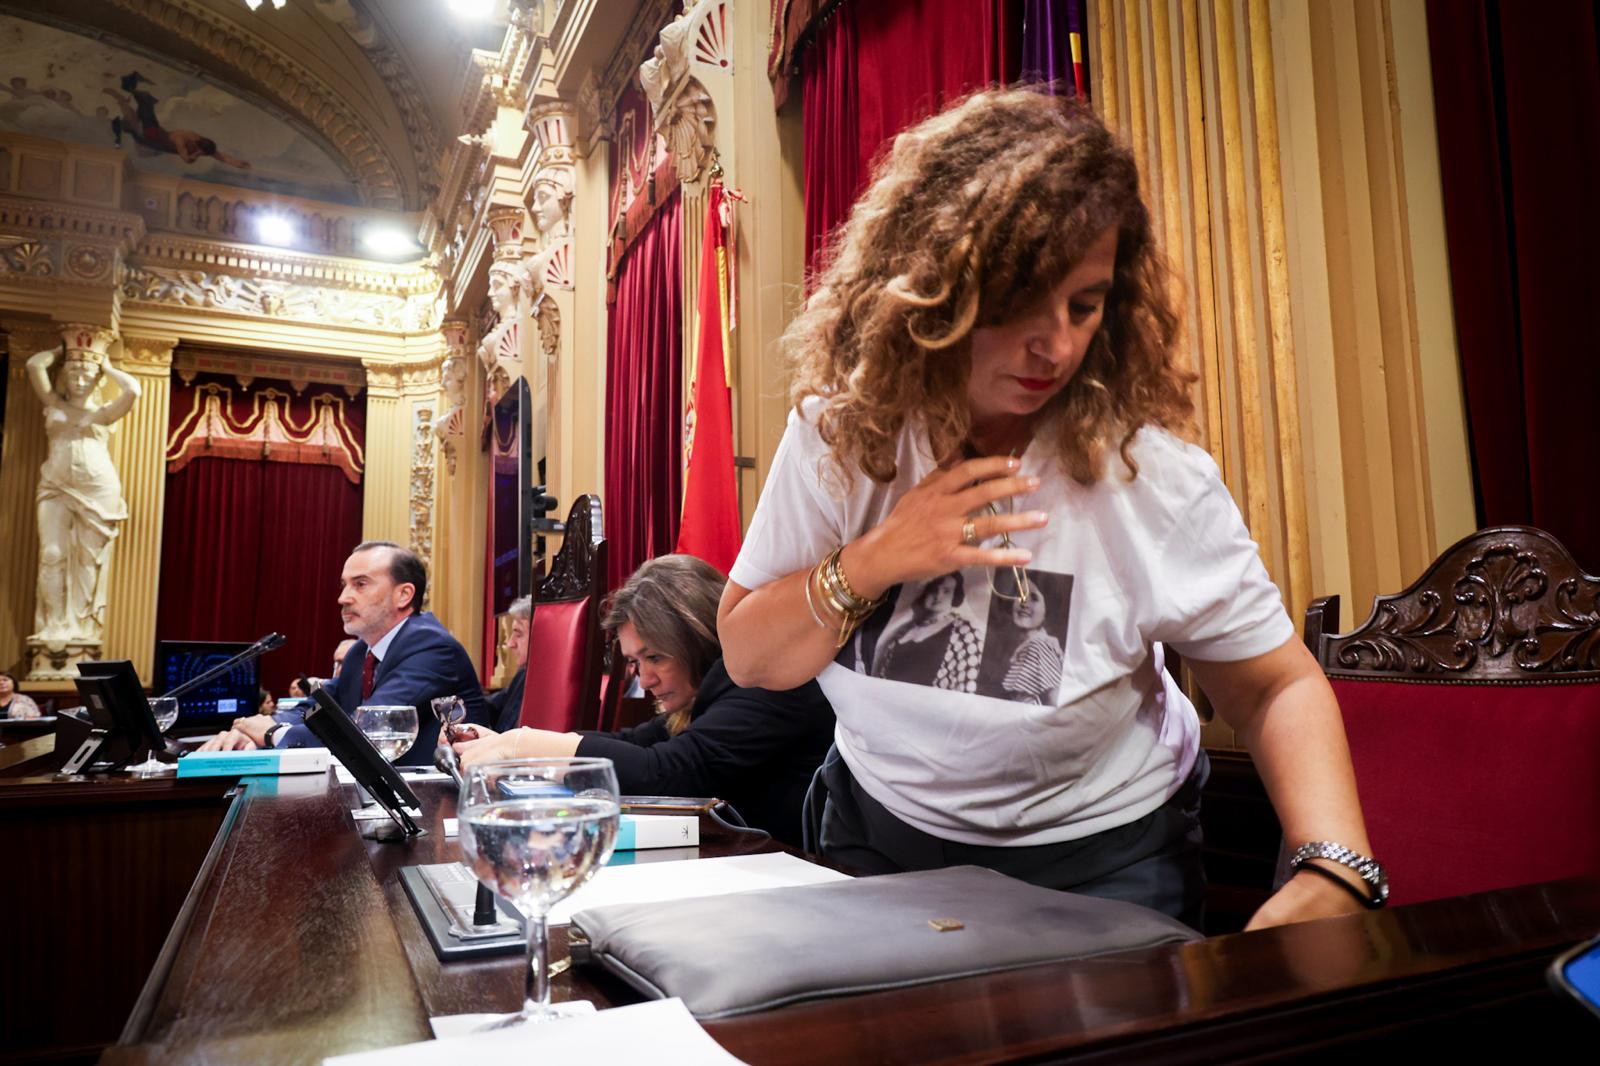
280, 612, 489, 766
486, 664, 527, 734
573, 659, 835, 847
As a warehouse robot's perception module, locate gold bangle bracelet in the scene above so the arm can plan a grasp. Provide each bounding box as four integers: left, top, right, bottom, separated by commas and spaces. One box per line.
829, 548, 875, 612
803, 563, 835, 632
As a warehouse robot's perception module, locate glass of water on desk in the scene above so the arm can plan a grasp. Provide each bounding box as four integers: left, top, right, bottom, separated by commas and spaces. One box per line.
126, 697, 181, 776
459, 757, 620, 1028
354, 704, 419, 763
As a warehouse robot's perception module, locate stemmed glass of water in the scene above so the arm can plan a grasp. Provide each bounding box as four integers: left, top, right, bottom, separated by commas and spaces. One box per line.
127, 696, 181, 776
458, 757, 620, 1028
354, 704, 419, 763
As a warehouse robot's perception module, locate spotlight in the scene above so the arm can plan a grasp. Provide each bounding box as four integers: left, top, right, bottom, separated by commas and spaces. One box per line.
360, 224, 424, 260
446, 0, 496, 20
256, 214, 296, 247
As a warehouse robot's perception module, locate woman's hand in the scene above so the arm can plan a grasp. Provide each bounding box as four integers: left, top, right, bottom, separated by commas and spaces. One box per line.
1245, 866, 1370, 930
453, 727, 582, 769
844, 456, 1046, 599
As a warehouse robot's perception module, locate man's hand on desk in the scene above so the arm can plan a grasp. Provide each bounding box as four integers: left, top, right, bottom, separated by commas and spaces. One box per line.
195, 715, 276, 752
196, 728, 258, 752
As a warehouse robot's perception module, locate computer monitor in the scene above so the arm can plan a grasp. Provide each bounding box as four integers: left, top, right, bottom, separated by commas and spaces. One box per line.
71, 660, 163, 770
154, 640, 258, 730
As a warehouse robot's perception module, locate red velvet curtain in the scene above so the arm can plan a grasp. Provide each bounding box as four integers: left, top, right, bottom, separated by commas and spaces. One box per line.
801, 0, 1015, 275
156, 377, 365, 695
1426, 1, 1600, 568
604, 190, 684, 592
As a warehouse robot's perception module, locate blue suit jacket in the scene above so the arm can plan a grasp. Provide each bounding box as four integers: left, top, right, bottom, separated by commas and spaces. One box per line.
281, 611, 488, 766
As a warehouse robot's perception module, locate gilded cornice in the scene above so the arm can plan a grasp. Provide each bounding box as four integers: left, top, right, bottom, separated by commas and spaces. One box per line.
121, 263, 443, 334
100, 0, 410, 210
363, 357, 443, 398
117, 334, 179, 373
132, 234, 439, 297
0, 197, 145, 252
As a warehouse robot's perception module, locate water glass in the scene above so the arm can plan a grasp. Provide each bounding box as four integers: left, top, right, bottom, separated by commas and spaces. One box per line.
127, 696, 181, 776
458, 757, 620, 1027
354, 704, 419, 763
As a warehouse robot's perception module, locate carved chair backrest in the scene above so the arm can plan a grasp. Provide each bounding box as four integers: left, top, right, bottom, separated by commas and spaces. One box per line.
1301, 526, 1600, 905
518, 495, 609, 733
1305, 526, 1600, 681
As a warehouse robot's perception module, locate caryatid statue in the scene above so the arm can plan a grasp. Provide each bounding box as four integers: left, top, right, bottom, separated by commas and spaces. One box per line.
476, 204, 532, 406
25, 326, 140, 661
640, 3, 717, 185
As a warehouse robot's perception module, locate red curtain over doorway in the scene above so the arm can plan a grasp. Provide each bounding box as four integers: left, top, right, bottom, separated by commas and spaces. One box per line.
155, 375, 365, 696
604, 190, 685, 593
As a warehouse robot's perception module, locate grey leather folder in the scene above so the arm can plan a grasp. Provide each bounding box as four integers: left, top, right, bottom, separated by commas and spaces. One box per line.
568, 864, 1199, 1018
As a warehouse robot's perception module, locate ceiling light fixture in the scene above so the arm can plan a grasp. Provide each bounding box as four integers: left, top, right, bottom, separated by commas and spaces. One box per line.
445, 0, 497, 21
256, 214, 296, 247
360, 224, 424, 260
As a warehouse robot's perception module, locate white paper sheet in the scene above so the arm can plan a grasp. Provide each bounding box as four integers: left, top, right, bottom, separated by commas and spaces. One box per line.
543, 850, 849, 926
323, 998, 747, 1065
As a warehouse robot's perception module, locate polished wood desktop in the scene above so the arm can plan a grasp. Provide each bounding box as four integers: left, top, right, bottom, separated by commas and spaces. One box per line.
4, 766, 1594, 1065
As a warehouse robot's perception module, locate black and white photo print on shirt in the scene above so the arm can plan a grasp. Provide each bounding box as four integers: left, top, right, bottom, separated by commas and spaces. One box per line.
839, 568, 1074, 703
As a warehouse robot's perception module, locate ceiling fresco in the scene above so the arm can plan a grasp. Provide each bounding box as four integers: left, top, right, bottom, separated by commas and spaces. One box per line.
0, 13, 363, 205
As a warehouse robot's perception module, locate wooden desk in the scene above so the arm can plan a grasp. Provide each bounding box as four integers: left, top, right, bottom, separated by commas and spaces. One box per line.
0, 774, 236, 1065
98, 771, 1600, 1064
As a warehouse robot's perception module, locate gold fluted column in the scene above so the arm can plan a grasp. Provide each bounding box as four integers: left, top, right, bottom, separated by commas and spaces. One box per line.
0, 323, 55, 676
362, 361, 411, 545
103, 335, 176, 680
431, 320, 485, 668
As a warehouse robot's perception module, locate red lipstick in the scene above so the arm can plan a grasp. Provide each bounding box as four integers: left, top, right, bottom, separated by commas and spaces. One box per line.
1016, 377, 1056, 392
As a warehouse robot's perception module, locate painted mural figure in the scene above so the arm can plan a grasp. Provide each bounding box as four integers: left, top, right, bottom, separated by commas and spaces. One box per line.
105, 72, 252, 170
25, 340, 139, 642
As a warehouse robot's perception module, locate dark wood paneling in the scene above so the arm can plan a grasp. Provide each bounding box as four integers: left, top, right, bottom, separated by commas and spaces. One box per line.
1200, 747, 1282, 935
0, 776, 233, 1065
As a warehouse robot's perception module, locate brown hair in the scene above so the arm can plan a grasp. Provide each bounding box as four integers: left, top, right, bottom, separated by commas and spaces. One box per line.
602, 554, 727, 735
787, 86, 1193, 485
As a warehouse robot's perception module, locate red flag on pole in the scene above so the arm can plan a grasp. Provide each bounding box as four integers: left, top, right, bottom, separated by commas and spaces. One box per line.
675, 180, 742, 573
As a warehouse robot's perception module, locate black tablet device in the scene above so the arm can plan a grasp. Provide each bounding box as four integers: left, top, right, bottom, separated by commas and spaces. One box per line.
304, 687, 422, 834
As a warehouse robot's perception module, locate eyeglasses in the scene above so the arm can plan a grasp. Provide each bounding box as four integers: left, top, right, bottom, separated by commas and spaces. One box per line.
984, 498, 1033, 605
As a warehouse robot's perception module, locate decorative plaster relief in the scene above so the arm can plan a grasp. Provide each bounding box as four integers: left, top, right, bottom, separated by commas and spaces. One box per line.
641, 0, 721, 184
122, 265, 441, 332
410, 405, 437, 572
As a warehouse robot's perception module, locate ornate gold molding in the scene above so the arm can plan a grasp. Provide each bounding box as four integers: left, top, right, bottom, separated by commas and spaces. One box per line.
0, 197, 145, 251
309, 0, 444, 201
642, 1, 720, 185
410, 405, 437, 573
133, 233, 439, 296
121, 264, 441, 333
117, 334, 178, 374
101, 0, 409, 209
174, 348, 368, 397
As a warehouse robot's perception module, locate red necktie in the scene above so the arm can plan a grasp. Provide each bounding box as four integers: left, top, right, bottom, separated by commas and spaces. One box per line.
361, 651, 377, 701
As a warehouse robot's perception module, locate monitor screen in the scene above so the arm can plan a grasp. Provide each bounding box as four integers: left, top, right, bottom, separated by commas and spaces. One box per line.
154, 640, 258, 729
490, 378, 532, 615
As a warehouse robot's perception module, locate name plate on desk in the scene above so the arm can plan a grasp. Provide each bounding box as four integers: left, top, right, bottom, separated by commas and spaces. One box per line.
176, 747, 330, 778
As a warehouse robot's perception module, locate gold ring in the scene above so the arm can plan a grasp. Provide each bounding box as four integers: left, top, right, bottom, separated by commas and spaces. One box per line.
961, 518, 979, 546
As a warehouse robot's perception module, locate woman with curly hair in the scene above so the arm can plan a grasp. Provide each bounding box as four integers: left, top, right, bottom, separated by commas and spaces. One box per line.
718, 88, 1382, 930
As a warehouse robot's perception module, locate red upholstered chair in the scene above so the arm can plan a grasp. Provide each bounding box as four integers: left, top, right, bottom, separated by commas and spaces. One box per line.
518, 496, 608, 734
1304, 526, 1600, 906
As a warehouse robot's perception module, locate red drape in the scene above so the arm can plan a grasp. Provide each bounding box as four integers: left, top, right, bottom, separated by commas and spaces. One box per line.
156, 377, 365, 696
801, 0, 1014, 275
604, 190, 685, 592
1426, 1, 1600, 568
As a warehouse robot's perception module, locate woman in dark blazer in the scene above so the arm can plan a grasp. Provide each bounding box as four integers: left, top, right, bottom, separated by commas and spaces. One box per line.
453, 555, 835, 846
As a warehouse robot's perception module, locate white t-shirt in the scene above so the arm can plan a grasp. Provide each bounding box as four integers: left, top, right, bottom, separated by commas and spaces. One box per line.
730, 402, 1294, 847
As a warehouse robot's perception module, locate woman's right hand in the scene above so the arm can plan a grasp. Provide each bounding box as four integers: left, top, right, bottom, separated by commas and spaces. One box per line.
845, 456, 1047, 598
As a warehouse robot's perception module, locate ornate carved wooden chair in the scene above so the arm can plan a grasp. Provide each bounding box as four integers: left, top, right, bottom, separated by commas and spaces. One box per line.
517, 495, 609, 733
1304, 526, 1600, 906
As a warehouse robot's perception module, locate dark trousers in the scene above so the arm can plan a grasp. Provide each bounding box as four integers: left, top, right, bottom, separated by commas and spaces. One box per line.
804, 746, 1210, 931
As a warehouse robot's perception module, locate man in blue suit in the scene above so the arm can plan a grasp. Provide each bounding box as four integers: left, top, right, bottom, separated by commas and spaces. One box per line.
200, 541, 488, 765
